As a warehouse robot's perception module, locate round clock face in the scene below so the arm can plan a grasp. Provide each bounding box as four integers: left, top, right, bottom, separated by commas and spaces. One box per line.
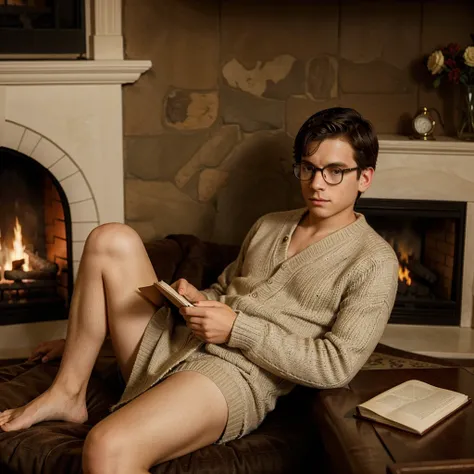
413, 115, 434, 135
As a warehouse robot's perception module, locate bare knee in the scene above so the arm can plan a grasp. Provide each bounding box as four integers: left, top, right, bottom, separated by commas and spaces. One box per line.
85, 223, 143, 260
83, 425, 140, 474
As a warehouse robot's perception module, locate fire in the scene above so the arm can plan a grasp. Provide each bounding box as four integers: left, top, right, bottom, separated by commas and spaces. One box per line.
398, 249, 412, 286
1, 217, 29, 273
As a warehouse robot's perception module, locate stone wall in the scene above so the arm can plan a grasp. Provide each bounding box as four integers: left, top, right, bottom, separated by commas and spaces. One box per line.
123, 0, 474, 245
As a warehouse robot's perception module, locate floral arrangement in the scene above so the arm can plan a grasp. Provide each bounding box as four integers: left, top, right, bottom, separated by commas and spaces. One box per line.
427, 39, 474, 87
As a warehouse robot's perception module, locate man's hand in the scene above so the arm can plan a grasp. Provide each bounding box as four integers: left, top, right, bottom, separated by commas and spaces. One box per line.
180, 300, 237, 344
27, 339, 66, 363
171, 278, 207, 304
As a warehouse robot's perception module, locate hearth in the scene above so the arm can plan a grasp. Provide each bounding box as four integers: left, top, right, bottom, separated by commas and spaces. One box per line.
356, 198, 466, 326
0, 146, 72, 325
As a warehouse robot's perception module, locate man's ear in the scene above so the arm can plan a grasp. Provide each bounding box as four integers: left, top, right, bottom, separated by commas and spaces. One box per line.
358, 167, 374, 193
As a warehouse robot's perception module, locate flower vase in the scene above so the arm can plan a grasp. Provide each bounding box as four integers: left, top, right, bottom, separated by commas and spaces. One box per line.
457, 84, 474, 141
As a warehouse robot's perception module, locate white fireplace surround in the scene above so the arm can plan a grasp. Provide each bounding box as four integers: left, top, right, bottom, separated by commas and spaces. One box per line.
367, 136, 474, 329
0, 0, 151, 357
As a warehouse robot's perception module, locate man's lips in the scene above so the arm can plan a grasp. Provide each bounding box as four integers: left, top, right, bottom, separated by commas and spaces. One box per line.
309, 198, 330, 202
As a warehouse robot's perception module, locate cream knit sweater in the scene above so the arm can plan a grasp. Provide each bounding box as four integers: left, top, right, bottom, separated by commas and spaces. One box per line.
114, 208, 399, 441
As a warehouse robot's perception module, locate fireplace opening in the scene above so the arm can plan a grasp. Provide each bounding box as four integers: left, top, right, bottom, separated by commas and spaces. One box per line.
355, 198, 466, 326
0, 147, 72, 325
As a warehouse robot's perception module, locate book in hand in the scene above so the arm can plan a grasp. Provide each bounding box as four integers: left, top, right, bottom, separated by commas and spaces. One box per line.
356, 379, 471, 435
138, 281, 194, 309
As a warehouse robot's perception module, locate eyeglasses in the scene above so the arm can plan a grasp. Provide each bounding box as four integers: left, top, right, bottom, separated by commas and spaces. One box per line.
292, 162, 359, 185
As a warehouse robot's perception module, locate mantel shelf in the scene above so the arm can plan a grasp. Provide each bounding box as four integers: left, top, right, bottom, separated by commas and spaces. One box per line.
0, 60, 152, 85
379, 134, 474, 156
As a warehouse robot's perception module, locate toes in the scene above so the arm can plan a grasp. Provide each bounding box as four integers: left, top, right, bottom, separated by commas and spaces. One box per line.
0, 413, 24, 431
0, 411, 12, 424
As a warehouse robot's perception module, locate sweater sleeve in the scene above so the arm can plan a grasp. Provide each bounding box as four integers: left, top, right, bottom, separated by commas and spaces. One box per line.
227, 257, 399, 389
201, 216, 264, 301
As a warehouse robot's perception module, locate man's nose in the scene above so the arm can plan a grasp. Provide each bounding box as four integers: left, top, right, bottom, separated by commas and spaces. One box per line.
309, 169, 326, 189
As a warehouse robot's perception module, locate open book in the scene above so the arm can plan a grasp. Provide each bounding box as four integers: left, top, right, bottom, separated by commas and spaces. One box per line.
356, 379, 471, 435
138, 281, 194, 308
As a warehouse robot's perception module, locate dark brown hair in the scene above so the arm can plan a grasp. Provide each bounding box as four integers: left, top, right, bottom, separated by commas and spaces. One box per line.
293, 107, 379, 171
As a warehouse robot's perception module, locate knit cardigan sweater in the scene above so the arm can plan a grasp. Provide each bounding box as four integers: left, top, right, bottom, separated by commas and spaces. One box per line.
114, 208, 399, 441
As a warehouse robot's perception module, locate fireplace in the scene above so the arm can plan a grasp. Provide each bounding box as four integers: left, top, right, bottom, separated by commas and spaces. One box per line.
0, 146, 72, 325
0, 0, 151, 357
356, 198, 466, 326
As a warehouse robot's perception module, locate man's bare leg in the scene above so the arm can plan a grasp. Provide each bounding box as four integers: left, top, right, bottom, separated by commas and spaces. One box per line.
0, 223, 160, 431
82, 371, 228, 474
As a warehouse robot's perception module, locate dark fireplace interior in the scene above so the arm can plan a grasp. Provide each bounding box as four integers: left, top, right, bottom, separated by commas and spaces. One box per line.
0, 147, 72, 325
356, 198, 466, 326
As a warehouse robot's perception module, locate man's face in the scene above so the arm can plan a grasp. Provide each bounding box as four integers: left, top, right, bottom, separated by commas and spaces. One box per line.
299, 137, 373, 222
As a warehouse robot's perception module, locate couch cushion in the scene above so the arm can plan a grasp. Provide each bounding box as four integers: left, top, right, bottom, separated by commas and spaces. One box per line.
0, 359, 315, 474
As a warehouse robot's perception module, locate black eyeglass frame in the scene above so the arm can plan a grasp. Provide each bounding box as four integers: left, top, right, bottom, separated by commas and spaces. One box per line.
292, 162, 360, 185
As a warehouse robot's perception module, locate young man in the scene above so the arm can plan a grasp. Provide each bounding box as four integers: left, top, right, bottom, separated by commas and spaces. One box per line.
0, 107, 399, 474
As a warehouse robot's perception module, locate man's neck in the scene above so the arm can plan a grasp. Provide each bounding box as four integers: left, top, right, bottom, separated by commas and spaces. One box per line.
303, 207, 357, 238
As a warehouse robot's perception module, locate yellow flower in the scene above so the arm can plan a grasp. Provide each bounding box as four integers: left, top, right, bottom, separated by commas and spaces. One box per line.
464, 46, 474, 67
427, 50, 444, 75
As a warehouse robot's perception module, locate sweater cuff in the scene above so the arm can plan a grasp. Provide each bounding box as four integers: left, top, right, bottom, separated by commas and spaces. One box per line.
200, 289, 220, 301
228, 311, 264, 351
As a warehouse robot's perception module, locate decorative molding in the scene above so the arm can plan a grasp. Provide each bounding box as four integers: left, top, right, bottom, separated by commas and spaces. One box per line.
379, 134, 474, 156
94, 0, 122, 35
0, 60, 152, 85
90, 0, 123, 59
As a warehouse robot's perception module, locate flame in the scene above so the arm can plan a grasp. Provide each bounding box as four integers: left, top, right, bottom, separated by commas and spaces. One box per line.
398, 249, 412, 286
2, 217, 29, 273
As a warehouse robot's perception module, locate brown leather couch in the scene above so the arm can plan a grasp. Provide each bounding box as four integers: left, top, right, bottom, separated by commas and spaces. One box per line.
0, 235, 326, 474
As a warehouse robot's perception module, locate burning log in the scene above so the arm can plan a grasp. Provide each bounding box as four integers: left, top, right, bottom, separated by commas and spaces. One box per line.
409, 281, 431, 297
407, 261, 437, 285
398, 280, 409, 295
12, 259, 25, 270
398, 280, 431, 298
24, 250, 58, 274
4, 270, 57, 282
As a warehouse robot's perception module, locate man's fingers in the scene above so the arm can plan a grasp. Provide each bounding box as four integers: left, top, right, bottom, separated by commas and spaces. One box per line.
28, 353, 42, 362
172, 278, 188, 294
28, 348, 45, 361
192, 300, 224, 308
181, 309, 206, 321
186, 322, 202, 331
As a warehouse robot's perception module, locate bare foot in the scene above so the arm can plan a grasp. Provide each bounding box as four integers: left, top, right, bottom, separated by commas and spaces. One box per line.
0, 387, 88, 431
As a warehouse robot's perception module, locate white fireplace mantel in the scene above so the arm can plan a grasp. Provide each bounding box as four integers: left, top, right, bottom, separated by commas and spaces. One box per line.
0, 60, 152, 85
378, 134, 474, 156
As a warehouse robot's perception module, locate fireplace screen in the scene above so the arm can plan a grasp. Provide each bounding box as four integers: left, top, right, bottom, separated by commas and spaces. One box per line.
355, 198, 466, 326
0, 147, 72, 325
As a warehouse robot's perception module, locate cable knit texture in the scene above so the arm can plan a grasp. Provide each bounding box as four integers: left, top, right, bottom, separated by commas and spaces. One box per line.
112, 208, 399, 443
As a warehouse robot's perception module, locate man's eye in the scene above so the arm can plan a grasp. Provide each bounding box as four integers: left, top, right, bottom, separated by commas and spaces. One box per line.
302, 164, 314, 172
327, 167, 342, 175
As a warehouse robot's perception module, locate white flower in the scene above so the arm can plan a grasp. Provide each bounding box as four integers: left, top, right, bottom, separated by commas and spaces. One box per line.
464, 46, 474, 67
427, 50, 444, 75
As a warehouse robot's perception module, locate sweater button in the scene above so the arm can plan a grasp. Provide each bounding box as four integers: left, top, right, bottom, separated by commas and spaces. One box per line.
281, 263, 286, 269
268, 278, 273, 284
252, 292, 258, 298
282, 236, 289, 243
